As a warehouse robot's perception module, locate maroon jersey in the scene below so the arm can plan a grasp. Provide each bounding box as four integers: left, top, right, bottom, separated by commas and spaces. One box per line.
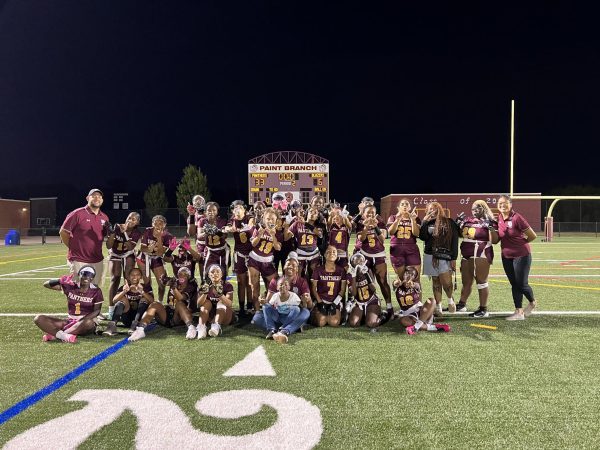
276, 218, 295, 252
353, 271, 376, 302
460, 217, 496, 259
116, 283, 153, 305
328, 224, 350, 256
359, 228, 386, 255
354, 215, 385, 251
170, 252, 196, 278
109, 226, 142, 256
166, 279, 198, 307
199, 217, 228, 250
394, 283, 422, 311
229, 216, 254, 255
61, 206, 110, 263
141, 228, 174, 256
388, 216, 420, 246
206, 282, 234, 304
311, 265, 346, 301
60, 279, 104, 318
251, 228, 277, 259
498, 211, 531, 259
290, 221, 319, 253
189, 212, 207, 252
268, 276, 310, 297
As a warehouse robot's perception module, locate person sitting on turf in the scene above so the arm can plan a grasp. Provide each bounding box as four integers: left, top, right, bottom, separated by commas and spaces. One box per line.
195, 264, 234, 339
311, 246, 347, 327
128, 267, 198, 341
102, 267, 154, 336
262, 278, 302, 344
252, 252, 312, 337
393, 266, 451, 335
36, 266, 104, 343
346, 252, 390, 329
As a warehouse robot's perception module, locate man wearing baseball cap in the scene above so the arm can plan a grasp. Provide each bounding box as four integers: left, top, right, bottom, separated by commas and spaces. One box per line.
59, 189, 110, 284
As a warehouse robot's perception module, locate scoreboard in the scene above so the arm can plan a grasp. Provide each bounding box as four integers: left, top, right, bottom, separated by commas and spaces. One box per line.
248, 163, 329, 205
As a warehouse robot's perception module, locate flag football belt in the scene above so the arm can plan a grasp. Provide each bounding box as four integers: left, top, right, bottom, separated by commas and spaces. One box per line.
356, 295, 378, 310
109, 249, 135, 261
233, 251, 249, 264
359, 249, 386, 260
461, 239, 492, 276
249, 251, 274, 263
296, 248, 320, 260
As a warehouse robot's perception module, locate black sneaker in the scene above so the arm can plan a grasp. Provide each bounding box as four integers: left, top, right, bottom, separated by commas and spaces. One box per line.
456, 303, 467, 313
470, 308, 489, 318
265, 329, 276, 340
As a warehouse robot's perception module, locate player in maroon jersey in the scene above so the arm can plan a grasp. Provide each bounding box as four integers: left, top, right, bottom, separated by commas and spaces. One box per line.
163, 236, 202, 278
186, 195, 207, 281
272, 196, 296, 275
196, 265, 235, 338
387, 198, 421, 281
128, 267, 198, 341
136, 215, 174, 303
393, 267, 451, 334
36, 266, 103, 343
224, 200, 255, 315
357, 204, 393, 317
455, 200, 499, 318
102, 267, 154, 336
311, 246, 347, 327
327, 205, 352, 268
351, 196, 377, 253
105, 212, 142, 320
346, 253, 389, 329
248, 208, 282, 311
286, 207, 323, 279
197, 202, 230, 279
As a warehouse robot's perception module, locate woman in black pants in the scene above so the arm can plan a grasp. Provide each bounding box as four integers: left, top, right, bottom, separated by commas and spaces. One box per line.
497, 196, 537, 320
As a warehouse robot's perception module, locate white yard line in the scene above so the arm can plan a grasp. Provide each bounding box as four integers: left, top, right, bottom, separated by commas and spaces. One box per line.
0, 264, 68, 278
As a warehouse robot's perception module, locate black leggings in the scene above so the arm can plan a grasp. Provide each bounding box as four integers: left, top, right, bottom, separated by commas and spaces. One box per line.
502, 254, 535, 308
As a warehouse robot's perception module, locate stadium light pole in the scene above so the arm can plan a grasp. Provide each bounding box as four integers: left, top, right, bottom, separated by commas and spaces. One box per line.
510, 99, 515, 197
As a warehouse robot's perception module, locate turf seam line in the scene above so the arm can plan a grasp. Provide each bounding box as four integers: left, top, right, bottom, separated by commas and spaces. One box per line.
0, 337, 129, 426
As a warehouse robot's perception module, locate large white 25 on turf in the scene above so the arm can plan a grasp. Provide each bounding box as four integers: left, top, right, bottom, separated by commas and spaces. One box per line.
5, 389, 323, 450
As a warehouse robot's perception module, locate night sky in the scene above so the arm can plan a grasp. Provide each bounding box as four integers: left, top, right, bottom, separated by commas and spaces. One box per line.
1, 3, 599, 211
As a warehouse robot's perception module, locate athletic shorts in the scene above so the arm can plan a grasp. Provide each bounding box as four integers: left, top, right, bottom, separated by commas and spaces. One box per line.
461, 246, 494, 264
390, 244, 421, 268
422, 254, 453, 276
362, 254, 386, 269
233, 252, 250, 275
247, 256, 277, 277
205, 250, 229, 277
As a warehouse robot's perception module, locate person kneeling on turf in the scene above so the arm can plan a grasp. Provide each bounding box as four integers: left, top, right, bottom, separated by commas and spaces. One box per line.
103, 267, 154, 336
393, 266, 451, 335
346, 253, 390, 329
195, 265, 234, 339
262, 278, 302, 344
128, 267, 198, 341
36, 266, 103, 343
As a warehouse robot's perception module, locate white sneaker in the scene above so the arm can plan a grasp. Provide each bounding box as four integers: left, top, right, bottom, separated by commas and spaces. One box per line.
186, 325, 197, 340
448, 301, 456, 314
506, 311, 525, 321
524, 301, 537, 317
128, 327, 146, 341
208, 323, 221, 337
196, 324, 207, 340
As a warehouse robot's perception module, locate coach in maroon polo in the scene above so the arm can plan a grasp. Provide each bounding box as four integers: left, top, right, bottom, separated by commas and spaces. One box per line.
59, 189, 110, 284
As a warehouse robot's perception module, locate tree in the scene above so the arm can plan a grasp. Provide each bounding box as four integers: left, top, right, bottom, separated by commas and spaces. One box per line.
143, 183, 169, 220
176, 165, 211, 216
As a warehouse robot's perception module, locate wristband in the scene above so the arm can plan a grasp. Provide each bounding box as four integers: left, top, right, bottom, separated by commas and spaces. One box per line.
374, 227, 382, 236
333, 295, 342, 306
48, 279, 61, 288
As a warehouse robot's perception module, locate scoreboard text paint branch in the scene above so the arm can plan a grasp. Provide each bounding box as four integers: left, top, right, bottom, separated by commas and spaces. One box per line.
248, 152, 329, 205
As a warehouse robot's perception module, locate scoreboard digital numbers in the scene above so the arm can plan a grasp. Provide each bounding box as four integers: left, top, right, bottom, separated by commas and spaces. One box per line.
248, 163, 329, 205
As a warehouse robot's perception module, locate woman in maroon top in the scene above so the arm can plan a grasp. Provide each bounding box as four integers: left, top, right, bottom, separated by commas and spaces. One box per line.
497, 196, 537, 320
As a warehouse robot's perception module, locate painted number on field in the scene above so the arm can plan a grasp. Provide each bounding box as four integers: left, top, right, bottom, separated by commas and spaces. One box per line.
5, 389, 323, 450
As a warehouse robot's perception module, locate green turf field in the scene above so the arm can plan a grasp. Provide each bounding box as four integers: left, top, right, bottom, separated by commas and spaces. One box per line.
2, 238, 600, 449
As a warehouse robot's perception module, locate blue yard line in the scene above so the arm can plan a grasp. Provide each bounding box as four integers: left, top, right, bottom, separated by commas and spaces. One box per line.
0, 337, 129, 425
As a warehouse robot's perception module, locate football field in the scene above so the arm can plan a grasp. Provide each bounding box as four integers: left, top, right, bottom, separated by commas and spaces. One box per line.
2, 238, 600, 449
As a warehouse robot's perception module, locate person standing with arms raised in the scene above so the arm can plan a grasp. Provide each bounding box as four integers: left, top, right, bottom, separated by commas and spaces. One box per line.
59, 189, 110, 284
497, 195, 537, 320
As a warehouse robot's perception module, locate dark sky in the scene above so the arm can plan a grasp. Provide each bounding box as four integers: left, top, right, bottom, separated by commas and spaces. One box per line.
1, 2, 599, 211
